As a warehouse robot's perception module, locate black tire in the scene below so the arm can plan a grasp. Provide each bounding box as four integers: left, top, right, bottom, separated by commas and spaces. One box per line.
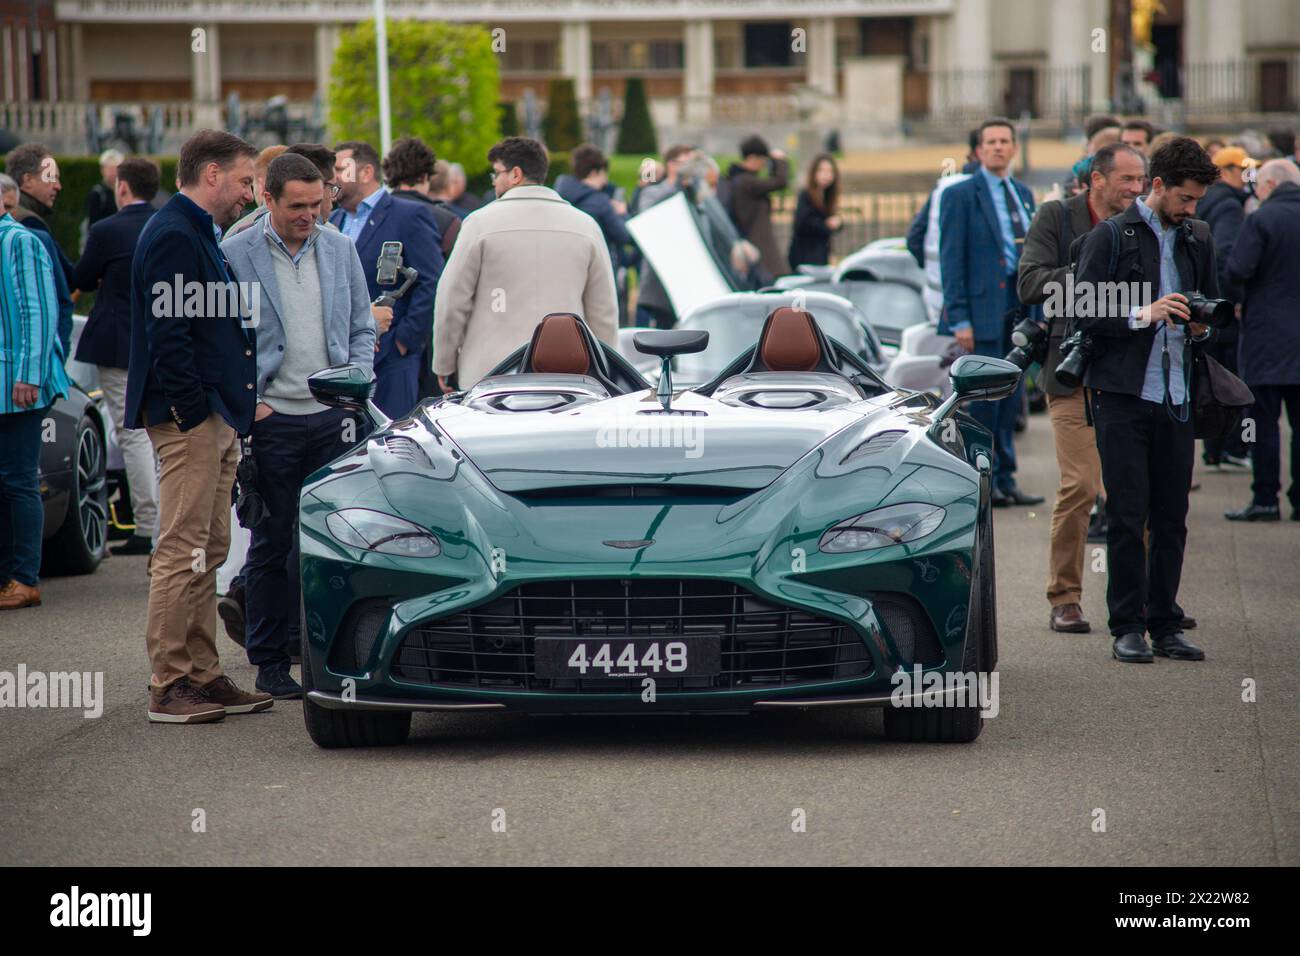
882, 500, 989, 743
300, 607, 411, 748
979, 501, 998, 672
42, 415, 108, 576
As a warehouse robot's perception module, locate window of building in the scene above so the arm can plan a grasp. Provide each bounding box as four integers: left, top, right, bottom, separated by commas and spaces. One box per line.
744, 22, 794, 68
593, 40, 683, 72
503, 40, 558, 73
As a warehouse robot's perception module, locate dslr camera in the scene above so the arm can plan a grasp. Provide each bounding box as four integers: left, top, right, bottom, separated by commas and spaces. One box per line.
1173, 293, 1234, 330
1004, 314, 1050, 370
1053, 330, 1099, 389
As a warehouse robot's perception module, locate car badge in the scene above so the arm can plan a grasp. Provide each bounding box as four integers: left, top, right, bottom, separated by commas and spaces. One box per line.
602, 539, 654, 549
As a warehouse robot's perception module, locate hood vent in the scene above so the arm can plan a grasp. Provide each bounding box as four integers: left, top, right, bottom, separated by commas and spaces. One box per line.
382, 436, 432, 467
841, 430, 906, 464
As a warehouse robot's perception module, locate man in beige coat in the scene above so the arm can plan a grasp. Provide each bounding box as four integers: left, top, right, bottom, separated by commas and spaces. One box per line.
433, 137, 619, 391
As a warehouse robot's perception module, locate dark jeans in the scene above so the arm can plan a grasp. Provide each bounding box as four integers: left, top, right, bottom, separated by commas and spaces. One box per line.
1090, 390, 1195, 639
1249, 384, 1300, 509
969, 335, 1022, 493
244, 407, 361, 667
0, 408, 47, 586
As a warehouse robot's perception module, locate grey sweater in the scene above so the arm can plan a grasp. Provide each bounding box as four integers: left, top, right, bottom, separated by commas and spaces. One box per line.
261, 235, 330, 415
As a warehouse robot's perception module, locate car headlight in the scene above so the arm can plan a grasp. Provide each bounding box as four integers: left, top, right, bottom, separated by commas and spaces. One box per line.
326, 508, 442, 557
818, 503, 946, 553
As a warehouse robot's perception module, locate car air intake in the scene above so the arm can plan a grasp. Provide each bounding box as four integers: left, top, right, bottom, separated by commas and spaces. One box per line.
328, 599, 392, 674
868, 591, 945, 665
392, 579, 871, 692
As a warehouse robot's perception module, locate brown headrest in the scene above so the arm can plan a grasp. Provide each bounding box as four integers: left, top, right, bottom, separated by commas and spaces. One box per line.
528, 313, 591, 375
759, 308, 822, 372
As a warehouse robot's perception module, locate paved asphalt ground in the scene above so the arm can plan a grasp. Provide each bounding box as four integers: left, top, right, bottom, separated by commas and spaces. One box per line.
1, 412, 1295, 866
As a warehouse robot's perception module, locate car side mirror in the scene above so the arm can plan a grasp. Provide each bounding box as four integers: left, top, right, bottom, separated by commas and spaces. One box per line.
934, 354, 1022, 420
307, 364, 390, 428
634, 330, 710, 410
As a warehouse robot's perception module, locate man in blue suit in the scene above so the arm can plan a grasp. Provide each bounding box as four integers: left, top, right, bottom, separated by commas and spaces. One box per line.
330, 141, 443, 418
126, 129, 273, 725
939, 117, 1045, 507
74, 156, 160, 556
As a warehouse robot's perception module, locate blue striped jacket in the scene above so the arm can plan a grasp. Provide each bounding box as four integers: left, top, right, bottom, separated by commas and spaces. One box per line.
0, 213, 70, 414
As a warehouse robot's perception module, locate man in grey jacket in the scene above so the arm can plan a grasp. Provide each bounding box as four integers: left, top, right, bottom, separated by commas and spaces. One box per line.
222, 153, 376, 697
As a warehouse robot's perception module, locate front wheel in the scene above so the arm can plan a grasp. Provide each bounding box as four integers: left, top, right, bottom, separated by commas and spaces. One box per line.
300, 609, 411, 748
882, 503, 990, 743
42, 415, 108, 576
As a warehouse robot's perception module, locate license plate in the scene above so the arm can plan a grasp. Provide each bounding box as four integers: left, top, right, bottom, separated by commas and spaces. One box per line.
534, 637, 721, 678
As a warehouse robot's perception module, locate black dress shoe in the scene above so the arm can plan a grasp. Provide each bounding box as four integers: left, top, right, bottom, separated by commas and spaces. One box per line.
1151, 631, 1205, 661
1180, 615, 1197, 630
1225, 502, 1281, 522
990, 488, 1011, 508
1001, 487, 1045, 507
1112, 632, 1154, 662
110, 534, 153, 556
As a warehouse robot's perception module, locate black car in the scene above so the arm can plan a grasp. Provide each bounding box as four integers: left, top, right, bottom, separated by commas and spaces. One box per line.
38, 383, 110, 575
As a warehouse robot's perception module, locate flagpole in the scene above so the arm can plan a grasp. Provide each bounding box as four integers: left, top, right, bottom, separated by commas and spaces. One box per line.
374, 0, 392, 156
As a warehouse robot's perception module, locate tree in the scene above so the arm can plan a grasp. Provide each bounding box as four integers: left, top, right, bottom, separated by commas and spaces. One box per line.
616, 77, 657, 156
329, 19, 500, 178
498, 100, 520, 138
542, 77, 582, 152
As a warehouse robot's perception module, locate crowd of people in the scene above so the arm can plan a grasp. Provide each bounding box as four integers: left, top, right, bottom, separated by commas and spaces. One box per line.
1, 112, 1295, 716
906, 113, 1299, 661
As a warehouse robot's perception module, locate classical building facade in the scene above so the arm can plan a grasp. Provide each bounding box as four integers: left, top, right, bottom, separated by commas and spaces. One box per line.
3, 0, 1298, 151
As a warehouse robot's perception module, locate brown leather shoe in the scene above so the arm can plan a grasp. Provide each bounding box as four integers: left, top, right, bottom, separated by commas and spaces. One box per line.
1050, 602, 1091, 633
0, 580, 41, 610
197, 675, 273, 715
148, 678, 226, 724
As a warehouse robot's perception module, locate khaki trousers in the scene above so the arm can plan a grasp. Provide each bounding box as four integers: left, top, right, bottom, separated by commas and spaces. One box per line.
1046, 390, 1103, 607
144, 413, 240, 690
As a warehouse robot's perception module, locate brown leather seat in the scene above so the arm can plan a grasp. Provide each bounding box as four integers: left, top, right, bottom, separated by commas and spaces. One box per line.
746, 307, 839, 374
519, 312, 620, 391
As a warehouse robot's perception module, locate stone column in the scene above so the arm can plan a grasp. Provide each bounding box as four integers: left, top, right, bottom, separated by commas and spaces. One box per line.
806, 16, 836, 96
949, 0, 992, 113
191, 22, 221, 101
63, 23, 88, 101
316, 23, 340, 114
560, 20, 591, 102
684, 18, 714, 124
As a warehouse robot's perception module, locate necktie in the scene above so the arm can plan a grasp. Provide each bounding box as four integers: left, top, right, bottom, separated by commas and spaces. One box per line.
1000, 180, 1025, 240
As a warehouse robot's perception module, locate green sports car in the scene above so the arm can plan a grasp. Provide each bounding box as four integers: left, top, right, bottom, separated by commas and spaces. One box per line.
298, 309, 1021, 747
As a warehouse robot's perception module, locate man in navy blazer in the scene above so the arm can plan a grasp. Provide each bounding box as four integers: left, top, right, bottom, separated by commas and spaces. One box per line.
73, 156, 159, 555
330, 140, 443, 418
125, 130, 273, 725
939, 118, 1044, 507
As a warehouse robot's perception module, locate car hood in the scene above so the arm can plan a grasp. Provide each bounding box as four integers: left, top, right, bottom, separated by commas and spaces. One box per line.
424, 389, 892, 494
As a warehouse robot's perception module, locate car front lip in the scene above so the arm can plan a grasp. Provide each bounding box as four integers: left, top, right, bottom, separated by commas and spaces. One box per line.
305, 685, 968, 713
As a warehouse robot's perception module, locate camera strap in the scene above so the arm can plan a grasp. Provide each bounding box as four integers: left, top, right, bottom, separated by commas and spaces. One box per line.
1161, 330, 1192, 424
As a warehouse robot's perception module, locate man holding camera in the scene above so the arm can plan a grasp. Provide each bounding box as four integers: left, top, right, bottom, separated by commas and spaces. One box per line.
1072, 138, 1222, 663
1017, 142, 1147, 634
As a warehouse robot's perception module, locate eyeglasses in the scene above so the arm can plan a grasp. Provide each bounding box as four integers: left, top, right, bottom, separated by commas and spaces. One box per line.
323, 182, 342, 198
492, 168, 509, 179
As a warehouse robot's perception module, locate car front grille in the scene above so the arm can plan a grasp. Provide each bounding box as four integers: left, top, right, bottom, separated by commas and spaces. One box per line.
391, 579, 872, 692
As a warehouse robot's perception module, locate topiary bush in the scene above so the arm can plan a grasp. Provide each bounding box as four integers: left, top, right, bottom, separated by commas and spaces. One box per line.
1, 154, 178, 263
616, 77, 657, 156
498, 100, 520, 138
541, 78, 582, 153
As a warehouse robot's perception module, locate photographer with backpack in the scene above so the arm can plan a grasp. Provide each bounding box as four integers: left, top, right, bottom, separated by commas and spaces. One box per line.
1070, 138, 1224, 663
1017, 142, 1147, 635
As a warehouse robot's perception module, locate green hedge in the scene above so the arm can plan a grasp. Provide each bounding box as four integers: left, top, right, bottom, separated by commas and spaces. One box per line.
0, 154, 178, 263
5, 152, 584, 262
